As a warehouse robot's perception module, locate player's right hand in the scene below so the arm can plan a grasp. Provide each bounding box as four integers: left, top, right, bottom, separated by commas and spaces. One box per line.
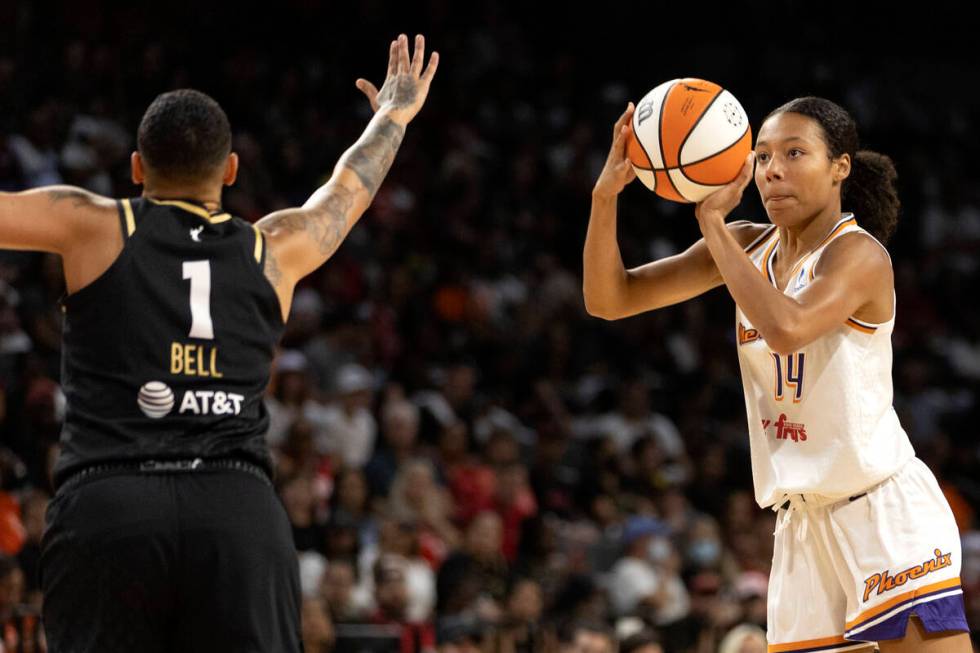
593, 103, 637, 198
355, 34, 439, 126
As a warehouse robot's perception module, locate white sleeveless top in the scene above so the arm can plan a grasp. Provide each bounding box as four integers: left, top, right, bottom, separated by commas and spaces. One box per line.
735, 214, 915, 508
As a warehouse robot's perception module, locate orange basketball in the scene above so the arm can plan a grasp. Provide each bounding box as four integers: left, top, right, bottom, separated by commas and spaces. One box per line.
626, 78, 752, 203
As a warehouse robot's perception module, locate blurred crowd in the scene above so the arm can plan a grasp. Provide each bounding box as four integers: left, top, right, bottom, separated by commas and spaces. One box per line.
0, 2, 977, 652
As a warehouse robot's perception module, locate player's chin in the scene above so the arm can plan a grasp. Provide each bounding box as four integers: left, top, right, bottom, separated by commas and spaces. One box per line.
763, 197, 799, 221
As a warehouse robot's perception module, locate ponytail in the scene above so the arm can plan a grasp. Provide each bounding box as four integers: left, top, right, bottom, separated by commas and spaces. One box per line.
842, 150, 900, 244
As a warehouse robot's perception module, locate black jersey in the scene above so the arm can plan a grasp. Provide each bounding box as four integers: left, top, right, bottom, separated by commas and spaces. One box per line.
53, 197, 285, 487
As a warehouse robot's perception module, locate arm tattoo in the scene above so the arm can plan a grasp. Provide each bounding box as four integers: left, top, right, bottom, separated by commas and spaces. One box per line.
377, 76, 418, 110
307, 184, 354, 256
47, 187, 96, 208
344, 115, 406, 197
259, 114, 403, 278
263, 244, 284, 287
263, 184, 355, 258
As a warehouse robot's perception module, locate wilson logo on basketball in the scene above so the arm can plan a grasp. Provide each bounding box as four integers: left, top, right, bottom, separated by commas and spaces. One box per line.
761, 414, 807, 442
862, 549, 953, 603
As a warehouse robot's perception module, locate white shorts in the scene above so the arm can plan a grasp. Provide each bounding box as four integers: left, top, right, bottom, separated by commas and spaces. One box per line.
766, 456, 968, 652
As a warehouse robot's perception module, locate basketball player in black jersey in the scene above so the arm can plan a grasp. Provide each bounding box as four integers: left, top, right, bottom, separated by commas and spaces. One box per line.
0, 34, 438, 652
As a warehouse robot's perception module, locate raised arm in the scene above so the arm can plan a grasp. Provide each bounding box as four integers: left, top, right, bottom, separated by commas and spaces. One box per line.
583, 104, 767, 320
256, 34, 438, 292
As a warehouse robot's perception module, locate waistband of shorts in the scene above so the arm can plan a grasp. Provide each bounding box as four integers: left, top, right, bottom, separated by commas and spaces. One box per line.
55, 457, 273, 494
775, 458, 919, 511
776, 473, 896, 511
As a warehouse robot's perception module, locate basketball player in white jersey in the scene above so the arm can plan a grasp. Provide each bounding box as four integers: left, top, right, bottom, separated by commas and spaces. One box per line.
583, 97, 970, 653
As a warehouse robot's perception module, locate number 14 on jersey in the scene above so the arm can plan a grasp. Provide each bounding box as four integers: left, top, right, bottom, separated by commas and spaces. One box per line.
772, 352, 805, 402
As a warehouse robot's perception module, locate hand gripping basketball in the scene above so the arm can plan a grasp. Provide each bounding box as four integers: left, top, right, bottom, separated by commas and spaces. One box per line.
694, 151, 756, 225
593, 103, 638, 198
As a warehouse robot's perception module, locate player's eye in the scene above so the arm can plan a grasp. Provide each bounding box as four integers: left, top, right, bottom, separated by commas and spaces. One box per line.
788, 148, 803, 158
755, 152, 769, 162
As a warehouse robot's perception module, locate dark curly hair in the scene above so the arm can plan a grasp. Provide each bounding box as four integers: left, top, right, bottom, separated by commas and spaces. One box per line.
763, 97, 899, 244
137, 89, 231, 183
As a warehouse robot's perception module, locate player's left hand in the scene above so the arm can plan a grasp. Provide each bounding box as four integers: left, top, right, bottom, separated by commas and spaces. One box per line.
694, 152, 755, 226
355, 34, 438, 125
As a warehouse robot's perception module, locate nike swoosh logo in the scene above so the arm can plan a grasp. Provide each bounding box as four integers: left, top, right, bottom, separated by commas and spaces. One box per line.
683, 84, 711, 93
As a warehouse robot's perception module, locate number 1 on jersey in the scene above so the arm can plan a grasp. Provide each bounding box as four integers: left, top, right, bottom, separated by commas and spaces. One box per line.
183, 261, 214, 339
772, 352, 805, 403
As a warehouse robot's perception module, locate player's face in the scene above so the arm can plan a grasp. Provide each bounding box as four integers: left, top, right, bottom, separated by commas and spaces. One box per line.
754, 112, 841, 226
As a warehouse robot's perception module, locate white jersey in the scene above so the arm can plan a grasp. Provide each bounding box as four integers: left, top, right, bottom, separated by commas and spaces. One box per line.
735, 214, 915, 508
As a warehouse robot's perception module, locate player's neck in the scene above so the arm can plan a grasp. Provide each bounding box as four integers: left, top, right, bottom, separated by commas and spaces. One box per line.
777, 202, 845, 260
141, 184, 223, 212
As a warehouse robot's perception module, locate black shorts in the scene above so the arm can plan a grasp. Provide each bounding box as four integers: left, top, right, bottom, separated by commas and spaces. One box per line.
39, 463, 303, 652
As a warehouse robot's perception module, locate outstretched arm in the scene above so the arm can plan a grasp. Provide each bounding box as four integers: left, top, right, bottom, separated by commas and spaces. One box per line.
257, 34, 439, 286
0, 186, 115, 255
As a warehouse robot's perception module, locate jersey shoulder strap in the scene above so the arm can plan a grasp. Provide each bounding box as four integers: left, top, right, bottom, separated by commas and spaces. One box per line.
116, 197, 140, 240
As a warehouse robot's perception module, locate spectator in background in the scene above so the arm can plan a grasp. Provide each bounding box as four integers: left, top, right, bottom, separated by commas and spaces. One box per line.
732, 571, 769, 631
573, 377, 685, 460
389, 458, 459, 564
7, 103, 62, 188
717, 623, 767, 653
683, 515, 729, 575
276, 419, 322, 478
436, 511, 508, 620
0, 126, 27, 191
618, 629, 663, 653
301, 596, 335, 653
492, 460, 537, 562
331, 467, 377, 547
499, 576, 543, 653
0, 554, 42, 650
608, 516, 668, 617
0, 476, 24, 557
279, 473, 327, 554
321, 363, 378, 469
265, 350, 331, 449
0, 556, 24, 619
435, 613, 486, 653
569, 621, 615, 653
366, 398, 423, 498
371, 553, 436, 653
358, 517, 436, 624
15, 490, 46, 608
320, 558, 369, 623
438, 420, 495, 524
324, 512, 361, 561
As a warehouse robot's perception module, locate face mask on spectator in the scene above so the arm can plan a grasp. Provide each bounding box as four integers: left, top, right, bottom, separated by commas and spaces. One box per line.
688, 539, 721, 567
647, 537, 671, 563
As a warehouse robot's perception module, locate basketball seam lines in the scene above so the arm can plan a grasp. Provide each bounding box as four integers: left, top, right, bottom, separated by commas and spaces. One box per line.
632, 83, 669, 191
657, 82, 687, 202
630, 122, 751, 172
674, 88, 747, 190
681, 122, 752, 181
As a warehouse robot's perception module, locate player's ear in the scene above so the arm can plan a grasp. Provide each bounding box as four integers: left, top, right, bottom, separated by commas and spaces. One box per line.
131, 152, 145, 186
833, 153, 851, 186
223, 153, 238, 187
